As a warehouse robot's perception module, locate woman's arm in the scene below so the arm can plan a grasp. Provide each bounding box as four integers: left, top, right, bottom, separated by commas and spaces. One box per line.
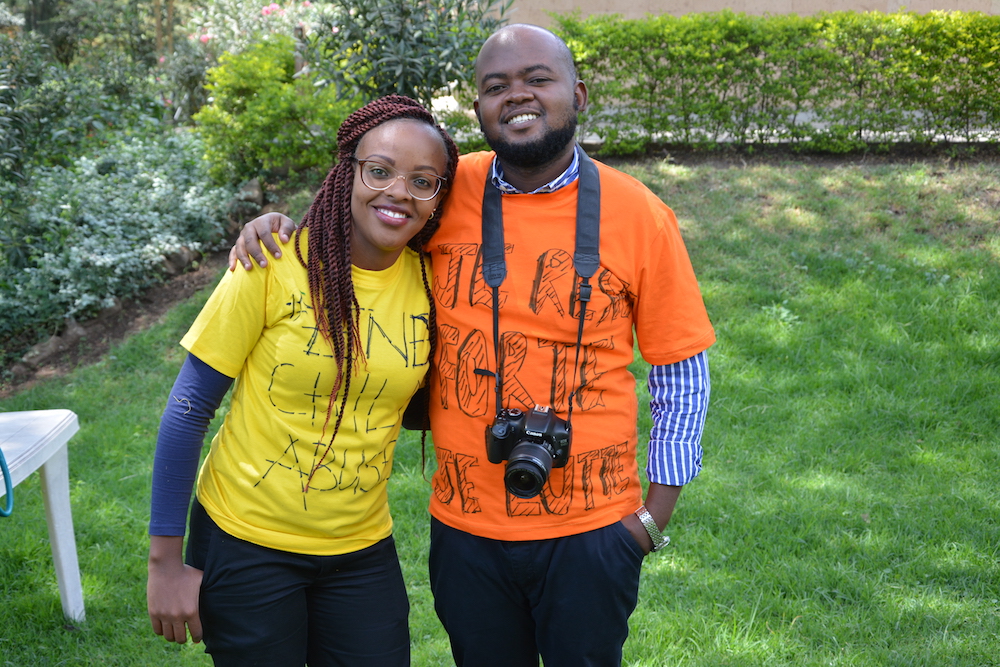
147, 354, 233, 644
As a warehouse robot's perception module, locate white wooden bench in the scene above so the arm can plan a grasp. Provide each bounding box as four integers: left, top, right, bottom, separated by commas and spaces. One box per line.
0, 409, 85, 622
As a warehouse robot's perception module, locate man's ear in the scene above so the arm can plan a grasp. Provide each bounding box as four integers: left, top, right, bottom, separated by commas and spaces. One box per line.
574, 80, 588, 114
474, 99, 485, 133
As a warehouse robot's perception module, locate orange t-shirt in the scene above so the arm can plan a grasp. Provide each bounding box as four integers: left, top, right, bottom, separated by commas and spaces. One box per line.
427, 151, 715, 541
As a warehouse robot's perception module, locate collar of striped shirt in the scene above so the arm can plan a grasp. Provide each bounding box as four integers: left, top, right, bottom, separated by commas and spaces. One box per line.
490, 145, 581, 195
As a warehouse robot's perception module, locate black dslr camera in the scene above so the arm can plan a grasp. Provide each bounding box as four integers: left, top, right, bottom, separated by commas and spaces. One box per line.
485, 405, 571, 499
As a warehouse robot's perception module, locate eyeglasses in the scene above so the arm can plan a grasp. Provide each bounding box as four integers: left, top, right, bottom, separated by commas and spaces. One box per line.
355, 159, 446, 201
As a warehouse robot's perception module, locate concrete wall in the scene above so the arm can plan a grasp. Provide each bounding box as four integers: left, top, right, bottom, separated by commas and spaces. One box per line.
506, 0, 1000, 27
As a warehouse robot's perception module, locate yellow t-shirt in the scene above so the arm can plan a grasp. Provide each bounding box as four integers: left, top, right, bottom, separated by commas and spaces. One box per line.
427, 151, 715, 541
181, 231, 431, 555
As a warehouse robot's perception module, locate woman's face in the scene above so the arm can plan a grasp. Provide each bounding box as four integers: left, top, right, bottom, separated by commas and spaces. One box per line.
350, 118, 448, 271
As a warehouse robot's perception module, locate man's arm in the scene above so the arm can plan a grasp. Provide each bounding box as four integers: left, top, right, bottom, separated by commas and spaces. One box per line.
622, 350, 710, 553
228, 212, 298, 271
622, 482, 682, 554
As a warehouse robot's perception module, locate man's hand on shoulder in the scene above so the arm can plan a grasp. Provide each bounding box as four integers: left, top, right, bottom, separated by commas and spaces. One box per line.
228, 212, 297, 271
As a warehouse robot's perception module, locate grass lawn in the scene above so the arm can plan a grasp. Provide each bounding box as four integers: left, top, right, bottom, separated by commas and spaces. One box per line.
1, 155, 998, 666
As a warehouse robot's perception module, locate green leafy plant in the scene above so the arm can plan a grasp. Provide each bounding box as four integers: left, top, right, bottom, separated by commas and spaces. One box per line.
0, 1, 23, 30
193, 34, 356, 184
155, 1, 324, 121
184, 0, 320, 58
1, 25, 170, 273
306, 0, 511, 110
0, 130, 232, 362
554, 10, 1000, 155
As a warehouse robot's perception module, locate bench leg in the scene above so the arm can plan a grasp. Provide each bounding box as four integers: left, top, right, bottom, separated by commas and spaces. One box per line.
39, 445, 86, 623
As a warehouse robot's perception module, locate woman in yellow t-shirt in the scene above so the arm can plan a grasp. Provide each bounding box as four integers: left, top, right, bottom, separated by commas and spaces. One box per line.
146, 95, 458, 667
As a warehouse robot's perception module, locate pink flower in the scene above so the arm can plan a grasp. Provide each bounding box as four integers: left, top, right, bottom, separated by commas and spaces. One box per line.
261, 7, 271, 15
200, 34, 211, 43
158, 56, 166, 63
302, 1, 311, 6
331, 25, 340, 34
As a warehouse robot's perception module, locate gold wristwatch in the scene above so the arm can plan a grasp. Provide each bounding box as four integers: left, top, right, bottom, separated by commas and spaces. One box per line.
635, 505, 670, 552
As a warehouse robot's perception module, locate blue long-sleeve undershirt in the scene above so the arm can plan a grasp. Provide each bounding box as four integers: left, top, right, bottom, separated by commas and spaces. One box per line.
148, 353, 233, 536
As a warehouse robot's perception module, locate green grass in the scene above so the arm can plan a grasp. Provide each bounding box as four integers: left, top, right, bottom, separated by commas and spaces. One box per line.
2, 157, 998, 666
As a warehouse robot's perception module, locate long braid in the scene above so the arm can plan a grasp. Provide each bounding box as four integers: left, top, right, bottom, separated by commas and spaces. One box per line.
295, 95, 458, 491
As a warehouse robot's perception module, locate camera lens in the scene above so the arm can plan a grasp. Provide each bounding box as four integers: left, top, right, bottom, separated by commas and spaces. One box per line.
504, 442, 553, 499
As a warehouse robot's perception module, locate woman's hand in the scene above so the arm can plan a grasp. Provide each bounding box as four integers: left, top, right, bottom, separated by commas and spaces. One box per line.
147, 536, 204, 644
228, 212, 298, 271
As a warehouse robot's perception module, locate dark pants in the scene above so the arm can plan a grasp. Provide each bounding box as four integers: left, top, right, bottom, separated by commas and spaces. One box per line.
428, 517, 645, 667
186, 502, 410, 667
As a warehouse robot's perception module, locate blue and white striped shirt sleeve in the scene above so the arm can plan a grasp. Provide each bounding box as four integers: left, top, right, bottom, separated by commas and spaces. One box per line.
646, 350, 710, 486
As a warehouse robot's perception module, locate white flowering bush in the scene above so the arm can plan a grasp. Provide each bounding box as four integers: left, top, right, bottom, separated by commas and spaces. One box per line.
0, 2, 24, 30
185, 0, 322, 57
161, 0, 327, 122
0, 129, 233, 360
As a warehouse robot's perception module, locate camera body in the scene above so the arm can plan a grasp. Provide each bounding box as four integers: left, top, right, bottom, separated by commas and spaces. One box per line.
485, 405, 571, 498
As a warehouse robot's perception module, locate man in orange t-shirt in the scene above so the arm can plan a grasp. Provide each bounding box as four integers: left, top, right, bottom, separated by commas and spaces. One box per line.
423, 25, 714, 667
232, 23, 714, 667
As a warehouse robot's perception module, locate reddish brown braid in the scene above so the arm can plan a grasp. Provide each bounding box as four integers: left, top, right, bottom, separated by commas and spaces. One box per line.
295, 94, 459, 491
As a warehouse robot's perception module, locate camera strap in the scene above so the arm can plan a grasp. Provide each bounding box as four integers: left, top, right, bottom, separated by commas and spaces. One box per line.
478, 146, 601, 423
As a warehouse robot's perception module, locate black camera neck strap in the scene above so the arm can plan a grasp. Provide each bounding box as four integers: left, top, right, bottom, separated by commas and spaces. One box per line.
478, 146, 601, 423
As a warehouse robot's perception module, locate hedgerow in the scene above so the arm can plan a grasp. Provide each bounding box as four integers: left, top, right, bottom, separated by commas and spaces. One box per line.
554, 10, 1000, 154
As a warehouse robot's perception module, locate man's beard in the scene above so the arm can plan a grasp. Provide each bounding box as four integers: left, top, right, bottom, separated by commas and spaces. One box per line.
486, 115, 579, 169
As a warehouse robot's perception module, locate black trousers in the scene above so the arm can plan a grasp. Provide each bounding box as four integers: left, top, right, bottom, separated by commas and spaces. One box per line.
428, 517, 645, 667
186, 501, 410, 667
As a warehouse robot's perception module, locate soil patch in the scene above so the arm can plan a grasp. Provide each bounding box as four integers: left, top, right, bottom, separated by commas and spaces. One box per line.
0, 249, 231, 399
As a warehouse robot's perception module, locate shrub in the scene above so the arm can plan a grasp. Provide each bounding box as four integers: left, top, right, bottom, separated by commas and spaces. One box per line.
0, 27, 164, 173
156, 1, 324, 122
158, 37, 212, 122
193, 34, 356, 184
0, 129, 233, 361
185, 0, 320, 58
0, 31, 52, 186
306, 0, 511, 110
1, 28, 169, 269
0, 2, 23, 30
553, 10, 1000, 155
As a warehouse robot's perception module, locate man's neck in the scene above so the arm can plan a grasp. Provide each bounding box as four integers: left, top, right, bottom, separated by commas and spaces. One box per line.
496, 144, 576, 193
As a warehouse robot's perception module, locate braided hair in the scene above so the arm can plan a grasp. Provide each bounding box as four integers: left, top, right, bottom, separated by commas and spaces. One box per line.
296, 94, 459, 490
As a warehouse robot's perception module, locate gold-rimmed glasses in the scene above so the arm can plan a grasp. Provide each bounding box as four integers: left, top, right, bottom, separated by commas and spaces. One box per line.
355, 159, 446, 201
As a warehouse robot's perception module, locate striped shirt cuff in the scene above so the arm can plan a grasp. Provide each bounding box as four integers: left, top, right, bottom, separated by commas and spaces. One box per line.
646, 350, 710, 486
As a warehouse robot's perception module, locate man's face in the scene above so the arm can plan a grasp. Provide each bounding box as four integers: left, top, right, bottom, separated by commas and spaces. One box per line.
474, 28, 587, 169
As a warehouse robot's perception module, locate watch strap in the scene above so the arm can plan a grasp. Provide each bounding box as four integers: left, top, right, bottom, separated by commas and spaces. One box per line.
635, 505, 670, 552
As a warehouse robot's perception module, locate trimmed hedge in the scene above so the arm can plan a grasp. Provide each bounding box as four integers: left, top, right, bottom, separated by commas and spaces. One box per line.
554, 10, 1000, 154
